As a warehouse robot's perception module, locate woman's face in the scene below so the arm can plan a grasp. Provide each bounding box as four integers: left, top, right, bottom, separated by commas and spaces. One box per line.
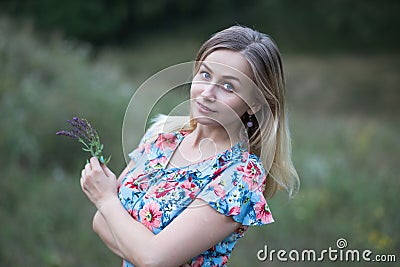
190, 49, 258, 129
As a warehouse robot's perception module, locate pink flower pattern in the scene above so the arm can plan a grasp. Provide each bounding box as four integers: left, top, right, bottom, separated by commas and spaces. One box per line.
236, 160, 262, 190
119, 130, 274, 267
180, 179, 199, 199
254, 200, 274, 224
155, 132, 177, 150
139, 201, 162, 231
146, 181, 178, 199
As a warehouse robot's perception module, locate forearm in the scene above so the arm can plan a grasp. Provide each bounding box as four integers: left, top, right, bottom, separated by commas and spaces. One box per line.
97, 196, 159, 267
81, 158, 239, 267
93, 211, 124, 259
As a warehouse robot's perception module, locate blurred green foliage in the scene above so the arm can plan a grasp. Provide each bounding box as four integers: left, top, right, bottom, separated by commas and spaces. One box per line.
0, 18, 132, 173
1, 0, 399, 52
0, 10, 399, 267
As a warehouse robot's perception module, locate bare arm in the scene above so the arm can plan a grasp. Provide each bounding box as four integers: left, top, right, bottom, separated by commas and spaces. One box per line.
91, 160, 136, 258
82, 157, 240, 267
95, 197, 239, 267
92, 211, 124, 258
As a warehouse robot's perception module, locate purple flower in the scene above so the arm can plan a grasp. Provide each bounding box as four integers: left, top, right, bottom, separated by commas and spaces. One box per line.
56, 117, 111, 164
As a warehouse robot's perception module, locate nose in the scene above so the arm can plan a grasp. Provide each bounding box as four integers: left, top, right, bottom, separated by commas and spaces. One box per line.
200, 82, 217, 101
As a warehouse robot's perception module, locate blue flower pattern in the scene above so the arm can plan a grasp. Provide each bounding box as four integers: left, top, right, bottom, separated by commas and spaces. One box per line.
118, 129, 274, 267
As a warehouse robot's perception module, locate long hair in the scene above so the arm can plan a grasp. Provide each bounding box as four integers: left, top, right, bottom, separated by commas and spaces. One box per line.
151, 25, 299, 199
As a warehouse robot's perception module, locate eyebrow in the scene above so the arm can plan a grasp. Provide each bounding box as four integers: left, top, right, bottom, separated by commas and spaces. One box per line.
201, 63, 242, 84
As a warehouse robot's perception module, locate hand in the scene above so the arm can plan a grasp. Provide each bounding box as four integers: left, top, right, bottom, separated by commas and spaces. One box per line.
80, 157, 118, 209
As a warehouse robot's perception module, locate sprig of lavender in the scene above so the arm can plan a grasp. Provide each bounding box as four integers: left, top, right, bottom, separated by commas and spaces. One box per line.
56, 117, 111, 164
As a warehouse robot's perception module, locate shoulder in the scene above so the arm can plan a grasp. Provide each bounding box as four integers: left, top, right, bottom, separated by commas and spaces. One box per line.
144, 114, 191, 143
231, 149, 267, 192
215, 143, 266, 175
230, 143, 266, 172
198, 147, 274, 226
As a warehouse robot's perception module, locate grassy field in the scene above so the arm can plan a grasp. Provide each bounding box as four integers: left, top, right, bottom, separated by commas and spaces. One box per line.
1, 18, 399, 266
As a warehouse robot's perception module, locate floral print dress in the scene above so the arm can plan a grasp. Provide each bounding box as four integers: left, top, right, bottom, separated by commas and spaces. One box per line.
118, 129, 274, 267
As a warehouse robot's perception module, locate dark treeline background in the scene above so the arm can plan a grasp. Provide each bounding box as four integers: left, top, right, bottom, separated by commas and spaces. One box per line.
1, 0, 399, 52
1, 1, 399, 266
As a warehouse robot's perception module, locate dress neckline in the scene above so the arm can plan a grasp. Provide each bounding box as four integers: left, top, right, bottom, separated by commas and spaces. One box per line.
162, 130, 245, 171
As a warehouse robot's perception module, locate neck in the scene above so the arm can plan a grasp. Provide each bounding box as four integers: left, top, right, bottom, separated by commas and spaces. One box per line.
189, 122, 242, 150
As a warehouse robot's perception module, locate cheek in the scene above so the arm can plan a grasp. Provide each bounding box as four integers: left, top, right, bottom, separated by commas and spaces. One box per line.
223, 96, 248, 116
190, 83, 201, 98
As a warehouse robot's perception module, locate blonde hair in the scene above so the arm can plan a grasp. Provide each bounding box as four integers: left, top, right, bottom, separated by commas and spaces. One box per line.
150, 25, 299, 199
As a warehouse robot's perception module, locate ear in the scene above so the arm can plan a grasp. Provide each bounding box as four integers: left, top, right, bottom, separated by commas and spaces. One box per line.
247, 103, 262, 115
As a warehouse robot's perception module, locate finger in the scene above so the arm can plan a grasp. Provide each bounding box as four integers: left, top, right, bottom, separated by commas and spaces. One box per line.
91, 157, 110, 179
81, 168, 86, 179
85, 162, 92, 174
90, 156, 100, 168
100, 163, 113, 178
90, 157, 106, 175
80, 176, 84, 189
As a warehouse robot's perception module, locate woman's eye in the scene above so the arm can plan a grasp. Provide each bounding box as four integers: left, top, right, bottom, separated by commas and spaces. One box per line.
223, 83, 234, 92
201, 71, 211, 80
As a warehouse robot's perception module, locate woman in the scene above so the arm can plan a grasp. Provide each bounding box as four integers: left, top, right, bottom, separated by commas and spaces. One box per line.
80, 25, 300, 267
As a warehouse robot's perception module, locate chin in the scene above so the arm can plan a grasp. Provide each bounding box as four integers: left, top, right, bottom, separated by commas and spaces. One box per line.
192, 115, 221, 127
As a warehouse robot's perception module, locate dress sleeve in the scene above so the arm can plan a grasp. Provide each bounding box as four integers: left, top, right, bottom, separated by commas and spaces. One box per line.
196, 156, 274, 226
128, 126, 156, 164
128, 113, 167, 162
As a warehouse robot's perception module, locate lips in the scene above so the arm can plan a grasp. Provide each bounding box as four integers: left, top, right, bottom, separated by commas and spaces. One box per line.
196, 101, 215, 112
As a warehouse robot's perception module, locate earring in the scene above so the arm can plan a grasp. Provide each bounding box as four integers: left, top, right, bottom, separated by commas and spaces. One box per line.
246, 113, 254, 128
